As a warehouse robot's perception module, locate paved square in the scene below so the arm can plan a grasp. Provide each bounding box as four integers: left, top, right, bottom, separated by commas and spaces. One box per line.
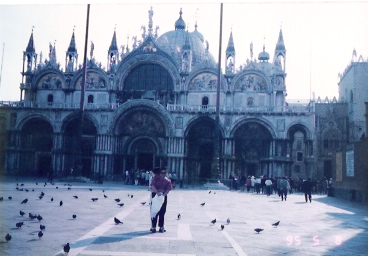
0, 177, 367, 256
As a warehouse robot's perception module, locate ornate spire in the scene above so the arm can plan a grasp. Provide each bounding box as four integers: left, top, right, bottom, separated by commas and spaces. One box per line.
226, 31, 235, 54
148, 6, 154, 35
26, 26, 35, 53
109, 29, 118, 51
67, 28, 77, 53
275, 29, 285, 51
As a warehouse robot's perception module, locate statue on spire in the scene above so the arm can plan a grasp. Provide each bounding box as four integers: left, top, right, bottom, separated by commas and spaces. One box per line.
90, 41, 94, 60
148, 6, 154, 35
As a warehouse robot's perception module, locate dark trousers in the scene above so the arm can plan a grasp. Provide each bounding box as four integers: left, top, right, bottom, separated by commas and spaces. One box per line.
151, 193, 167, 228
266, 186, 271, 196
305, 191, 312, 202
281, 189, 287, 200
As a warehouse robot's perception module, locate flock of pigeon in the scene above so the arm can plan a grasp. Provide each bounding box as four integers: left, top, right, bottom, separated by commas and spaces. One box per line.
203, 190, 281, 234
3, 183, 281, 254
2, 181, 137, 255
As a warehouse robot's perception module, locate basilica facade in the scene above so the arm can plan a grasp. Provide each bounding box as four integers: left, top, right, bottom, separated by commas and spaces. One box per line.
0, 8, 316, 181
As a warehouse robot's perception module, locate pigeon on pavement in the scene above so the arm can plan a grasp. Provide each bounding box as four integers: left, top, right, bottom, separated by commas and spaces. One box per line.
117, 203, 124, 207
5, 233, 11, 242
72, 214, 77, 219
114, 217, 123, 224
21, 199, 28, 204
227, 218, 230, 224
20, 210, 25, 216
40, 224, 45, 231
177, 214, 181, 220
221, 224, 224, 230
115, 199, 120, 202
272, 221, 280, 227
63, 243, 70, 253
38, 231, 43, 239
60, 201, 63, 206
16, 222, 24, 228
200, 203, 205, 206
211, 219, 216, 224
254, 228, 264, 234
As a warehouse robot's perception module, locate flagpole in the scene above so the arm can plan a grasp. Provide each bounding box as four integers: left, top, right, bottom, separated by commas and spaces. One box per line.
211, 3, 223, 179
75, 4, 90, 177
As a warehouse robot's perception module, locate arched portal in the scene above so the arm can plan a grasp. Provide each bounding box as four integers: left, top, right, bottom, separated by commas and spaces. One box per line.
186, 118, 221, 179
20, 118, 54, 176
233, 122, 273, 177
64, 117, 97, 178
115, 108, 166, 173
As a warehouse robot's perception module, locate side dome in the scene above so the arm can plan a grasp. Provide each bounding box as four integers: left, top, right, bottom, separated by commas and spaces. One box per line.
191, 23, 204, 43
258, 46, 270, 62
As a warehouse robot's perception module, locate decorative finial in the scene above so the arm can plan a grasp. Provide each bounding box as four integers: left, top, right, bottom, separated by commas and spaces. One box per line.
250, 41, 253, 59
148, 6, 154, 35
179, 8, 183, 16
73, 25, 76, 32
32, 26, 34, 33
114, 24, 117, 31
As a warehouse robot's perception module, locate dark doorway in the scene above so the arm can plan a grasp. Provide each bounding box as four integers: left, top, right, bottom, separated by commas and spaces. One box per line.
81, 158, 92, 178
324, 160, 332, 179
138, 153, 153, 170
198, 143, 213, 179
246, 163, 257, 177
37, 155, 52, 177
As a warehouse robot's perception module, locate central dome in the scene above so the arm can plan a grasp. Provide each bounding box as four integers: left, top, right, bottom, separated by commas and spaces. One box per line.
155, 9, 215, 68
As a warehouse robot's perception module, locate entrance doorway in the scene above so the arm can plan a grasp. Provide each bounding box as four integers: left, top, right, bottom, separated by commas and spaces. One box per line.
37, 155, 52, 177
246, 163, 257, 177
324, 160, 332, 179
137, 153, 153, 170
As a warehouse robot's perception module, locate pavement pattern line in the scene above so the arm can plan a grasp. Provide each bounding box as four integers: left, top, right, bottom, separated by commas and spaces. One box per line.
54, 194, 150, 256
78, 251, 196, 256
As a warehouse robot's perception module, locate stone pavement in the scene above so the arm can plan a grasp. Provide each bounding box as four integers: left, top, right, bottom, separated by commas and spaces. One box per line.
0, 176, 367, 256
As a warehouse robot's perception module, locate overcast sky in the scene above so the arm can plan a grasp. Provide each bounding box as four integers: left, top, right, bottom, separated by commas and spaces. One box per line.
0, 0, 367, 101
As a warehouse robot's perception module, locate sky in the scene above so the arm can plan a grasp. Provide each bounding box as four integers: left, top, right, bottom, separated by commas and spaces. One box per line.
0, 0, 367, 102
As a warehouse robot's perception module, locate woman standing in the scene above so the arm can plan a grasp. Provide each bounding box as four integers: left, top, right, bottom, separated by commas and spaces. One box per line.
150, 167, 173, 233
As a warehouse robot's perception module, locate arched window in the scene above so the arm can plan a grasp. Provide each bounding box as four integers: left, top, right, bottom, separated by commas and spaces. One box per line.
47, 94, 53, 104
87, 95, 94, 103
202, 96, 209, 106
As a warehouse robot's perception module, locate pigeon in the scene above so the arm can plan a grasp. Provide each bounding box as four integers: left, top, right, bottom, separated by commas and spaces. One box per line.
141, 202, 146, 205
272, 221, 280, 227
89, 188, 92, 191
200, 202, 205, 206
68, 187, 71, 190
39, 195, 43, 199
254, 228, 264, 234
72, 214, 77, 219
56, 187, 58, 189
221, 224, 224, 230
60, 200, 63, 206
131, 195, 133, 198
102, 190, 105, 192
104, 195, 108, 198
20, 210, 25, 216
114, 199, 120, 202
73, 196, 78, 199
117, 203, 124, 207
25, 189, 29, 192
16, 222, 24, 228
40, 224, 45, 231
21, 199, 28, 204
36, 183, 38, 185
114, 217, 123, 224
63, 243, 70, 253
38, 231, 43, 239
20, 184, 24, 186
91, 198, 98, 202
227, 218, 230, 224
208, 191, 211, 194
29, 213, 35, 219
5, 233, 11, 242
51, 197, 54, 202
211, 219, 216, 224
37, 215, 43, 221
177, 214, 181, 220
0, 197, 3, 201
40, 192, 45, 196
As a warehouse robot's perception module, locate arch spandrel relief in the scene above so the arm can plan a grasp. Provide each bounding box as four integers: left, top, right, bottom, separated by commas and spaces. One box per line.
188, 72, 218, 91
118, 110, 165, 137
235, 73, 267, 92
38, 74, 63, 89
75, 72, 106, 90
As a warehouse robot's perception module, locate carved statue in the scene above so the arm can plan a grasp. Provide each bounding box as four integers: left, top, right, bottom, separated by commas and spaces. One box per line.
90, 41, 94, 59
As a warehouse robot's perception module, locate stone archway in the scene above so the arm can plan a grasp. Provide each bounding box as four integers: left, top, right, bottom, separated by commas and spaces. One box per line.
233, 122, 273, 177
186, 118, 221, 179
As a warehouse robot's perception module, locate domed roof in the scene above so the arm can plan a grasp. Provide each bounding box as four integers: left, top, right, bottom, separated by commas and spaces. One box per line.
156, 9, 215, 68
258, 46, 270, 62
191, 23, 204, 43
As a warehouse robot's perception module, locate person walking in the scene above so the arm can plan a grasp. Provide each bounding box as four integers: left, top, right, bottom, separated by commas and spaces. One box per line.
265, 177, 272, 196
150, 167, 173, 233
279, 177, 290, 201
302, 178, 313, 203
